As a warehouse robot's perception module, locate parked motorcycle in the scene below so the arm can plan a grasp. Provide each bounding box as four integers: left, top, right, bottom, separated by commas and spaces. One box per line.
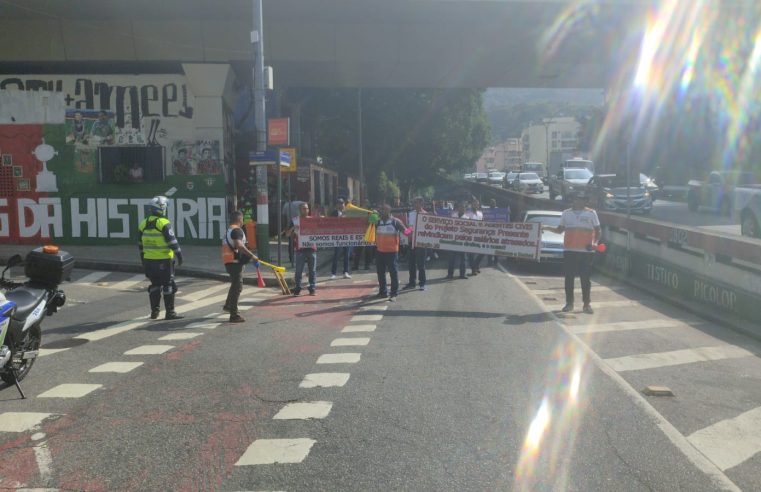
1, 246, 72, 398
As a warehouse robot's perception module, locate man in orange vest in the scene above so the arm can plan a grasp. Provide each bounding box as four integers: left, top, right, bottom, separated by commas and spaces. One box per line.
375, 204, 408, 301
222, 210, 259, 323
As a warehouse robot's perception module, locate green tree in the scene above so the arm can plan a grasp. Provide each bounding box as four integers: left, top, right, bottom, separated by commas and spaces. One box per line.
376, 171, 401, 205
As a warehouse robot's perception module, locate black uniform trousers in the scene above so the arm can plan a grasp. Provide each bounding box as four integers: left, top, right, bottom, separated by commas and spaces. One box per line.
144, 258, 177, 312
225, 262, 245, 315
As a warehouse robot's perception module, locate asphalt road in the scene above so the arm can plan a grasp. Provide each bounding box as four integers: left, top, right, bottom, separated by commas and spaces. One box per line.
1, 260, 760, 490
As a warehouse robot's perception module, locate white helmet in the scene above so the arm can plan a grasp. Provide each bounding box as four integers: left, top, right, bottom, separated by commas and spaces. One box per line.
149, 196, 168, 216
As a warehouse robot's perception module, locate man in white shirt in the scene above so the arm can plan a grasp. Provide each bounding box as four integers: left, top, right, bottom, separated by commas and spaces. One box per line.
466, 198, 484, 275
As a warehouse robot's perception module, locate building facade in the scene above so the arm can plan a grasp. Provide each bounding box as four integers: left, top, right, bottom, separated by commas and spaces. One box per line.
521, 117, 580, 167
475, 138, 522, 172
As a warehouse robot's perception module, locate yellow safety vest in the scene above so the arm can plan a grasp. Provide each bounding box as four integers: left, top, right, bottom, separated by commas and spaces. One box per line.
139, 216, 174, 260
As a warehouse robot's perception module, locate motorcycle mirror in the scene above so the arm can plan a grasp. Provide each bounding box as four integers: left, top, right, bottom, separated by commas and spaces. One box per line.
6, 254, 23, 268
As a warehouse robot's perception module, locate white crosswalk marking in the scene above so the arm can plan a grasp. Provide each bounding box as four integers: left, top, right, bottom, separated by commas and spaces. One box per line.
547, 300, 640, 311
331, 337, 370, 347
687, 406, 761, 471
316, 353, 361, 364
299, 373, 351, 388
76, 271, 110, 285
351, 314, 383, 322
109, 274, 147, 291
359, 305, 388, 311
89, 362, 144, 373
342, 324, 376, 333
186, 321, 221, 329
0, 412, 54, 432
273, 401, 333, 420
605, 345, 753, 372
568, 319, 686, 334
124, 345, 174, 355
159, 332, 203, 341
235, 438, 316, 466
38, 384, 102, 398
179, 283, 230, 301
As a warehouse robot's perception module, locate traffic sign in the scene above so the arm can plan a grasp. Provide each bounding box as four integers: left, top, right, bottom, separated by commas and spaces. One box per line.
249, 149, 278, 166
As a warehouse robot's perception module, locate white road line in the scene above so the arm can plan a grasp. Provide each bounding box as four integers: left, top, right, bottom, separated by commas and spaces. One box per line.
75, 271, 110, 285
252, 290, 279, 298
179, 283, 229, 301
186, 321, 221, 329
567, 319, 686, 334
605, 345, 753, 372
234, 438, 316, 466
687, 406, 761, 471
342, 324, 376, 333
238, 298, 265, 305
530, 285, 624, 295
38, 384, 102, 398
547, 300, 640, 311
331, 337, 370, 347
31, 432, 54, 486
159, 332, 203, 341
0, 413, 54, 432
299, 373, 351, 388
359, 305, 388, 311
89, 362, 144, 373
351, 314, 383, 322
124, 345, 174, 355
273, 401, 333, 420
498, 262, 741, 491
38, 348, 70, 358
109, 274, 147, 291
316, 353, 361, 364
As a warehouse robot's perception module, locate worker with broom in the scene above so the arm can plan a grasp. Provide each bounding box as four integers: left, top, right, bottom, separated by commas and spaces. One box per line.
221, 210, 259, 323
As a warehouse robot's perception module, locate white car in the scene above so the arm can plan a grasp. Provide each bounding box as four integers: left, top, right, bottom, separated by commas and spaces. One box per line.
523, 210, 564, 263
512, 172, 544, 194
488, 171, 506, 186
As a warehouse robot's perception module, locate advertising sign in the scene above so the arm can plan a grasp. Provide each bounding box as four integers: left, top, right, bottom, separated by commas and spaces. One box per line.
281, 147, 297, 172
299, 217, 372, 248
267, 118, 290, 146
413, 213, 540, 260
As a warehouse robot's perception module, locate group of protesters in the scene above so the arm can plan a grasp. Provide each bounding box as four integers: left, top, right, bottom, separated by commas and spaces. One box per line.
280, 194, 501, 301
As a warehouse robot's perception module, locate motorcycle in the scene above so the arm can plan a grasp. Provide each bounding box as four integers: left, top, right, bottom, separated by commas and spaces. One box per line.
1, 246, 72, 398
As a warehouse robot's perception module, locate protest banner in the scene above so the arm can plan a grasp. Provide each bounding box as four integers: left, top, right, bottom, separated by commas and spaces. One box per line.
433, 206, 511, 222
413, 213, 541, 260
299, 216, 373, 248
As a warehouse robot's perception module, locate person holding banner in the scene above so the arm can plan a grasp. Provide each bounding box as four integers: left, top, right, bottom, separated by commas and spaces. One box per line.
446, 202, 469, 280
466, 199, 484, 276
404, 197, 428, 291
544, 191, 601, 314
375, 204, 408, 301
285, 203, 317, 296
329, 198, 352, 280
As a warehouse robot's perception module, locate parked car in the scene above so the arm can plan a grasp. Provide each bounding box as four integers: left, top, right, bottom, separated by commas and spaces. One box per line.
504, 171, 518, 189
522, 210, 564, 263
733, 185, 761, 238
587, 174, 652, 214
474, 172, 489, 184
512, 172, 544, 194
488, 171, 506, 186
640, 173, 660, 202
548, 167, 593, 200
687, 171, 758, 215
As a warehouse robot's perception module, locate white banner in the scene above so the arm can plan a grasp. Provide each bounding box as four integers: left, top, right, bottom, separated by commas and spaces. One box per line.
413, 213, 541, 260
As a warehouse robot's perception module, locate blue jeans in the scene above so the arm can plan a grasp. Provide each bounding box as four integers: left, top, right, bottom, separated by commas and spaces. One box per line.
331, 247, 352, 275
294, 249, 317, 292
447, 252, 467, 277
376, 251, 399, 296
408, 247, 427, 287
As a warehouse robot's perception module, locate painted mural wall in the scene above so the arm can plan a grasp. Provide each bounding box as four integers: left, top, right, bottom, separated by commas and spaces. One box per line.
0, 73, 232, 245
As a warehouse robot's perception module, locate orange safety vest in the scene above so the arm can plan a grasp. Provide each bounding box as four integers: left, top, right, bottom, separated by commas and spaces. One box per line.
221, 224, 247, 264
376, 218, 402, 253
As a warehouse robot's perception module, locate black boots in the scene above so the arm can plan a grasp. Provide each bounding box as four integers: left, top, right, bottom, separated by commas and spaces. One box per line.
163, 294, 183, 320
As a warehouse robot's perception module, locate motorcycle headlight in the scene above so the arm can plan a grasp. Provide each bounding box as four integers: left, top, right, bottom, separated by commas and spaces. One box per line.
605, 193, 614, 199
567, 185, 574, 190
644, 191, 651, 198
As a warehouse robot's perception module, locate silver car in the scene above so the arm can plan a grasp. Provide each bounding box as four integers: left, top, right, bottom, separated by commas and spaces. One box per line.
512, 172, 544, 194
523, 210, 564, 263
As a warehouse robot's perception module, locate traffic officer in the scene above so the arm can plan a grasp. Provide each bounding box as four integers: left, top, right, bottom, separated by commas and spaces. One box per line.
138, 196, 184, 320
222, 210, 259, 323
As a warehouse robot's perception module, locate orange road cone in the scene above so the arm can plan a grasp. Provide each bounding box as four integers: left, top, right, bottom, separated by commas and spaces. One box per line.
256, 267, 265, 288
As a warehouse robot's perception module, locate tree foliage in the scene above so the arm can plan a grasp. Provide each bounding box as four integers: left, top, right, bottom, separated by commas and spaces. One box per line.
287, 88, 490, 202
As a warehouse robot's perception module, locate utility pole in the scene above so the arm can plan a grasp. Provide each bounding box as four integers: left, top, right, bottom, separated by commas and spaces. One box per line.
252, 0, 269, 260
357, 88, 364, 205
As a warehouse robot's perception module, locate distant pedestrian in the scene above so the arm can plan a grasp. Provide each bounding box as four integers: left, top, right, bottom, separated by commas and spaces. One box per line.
330, 198, 352, 280
545, 191, 601, 314
375, 204, 407, 301
466, 199, 484, 275
221, 211, 259, 323
403, 197, 428, 291
286, 203, 317, 296
282, 194, 304, 266
446, 202, 468, 280
138, 196, 183, 320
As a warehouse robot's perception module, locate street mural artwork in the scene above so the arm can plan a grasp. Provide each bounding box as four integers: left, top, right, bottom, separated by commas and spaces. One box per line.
0, 74, 230, 244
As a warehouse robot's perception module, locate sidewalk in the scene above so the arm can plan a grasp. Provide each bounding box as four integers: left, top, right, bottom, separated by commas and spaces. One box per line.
0, 241, 332, 287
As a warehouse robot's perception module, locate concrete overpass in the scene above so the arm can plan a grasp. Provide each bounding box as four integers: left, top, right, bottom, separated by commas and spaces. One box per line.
0, 0, 652, 88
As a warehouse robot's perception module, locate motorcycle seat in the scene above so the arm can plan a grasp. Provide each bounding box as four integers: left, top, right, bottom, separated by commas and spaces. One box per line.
5, 288, 46, 321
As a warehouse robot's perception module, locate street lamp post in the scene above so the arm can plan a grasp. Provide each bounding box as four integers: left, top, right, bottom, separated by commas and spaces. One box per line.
251, 0, 270, 260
